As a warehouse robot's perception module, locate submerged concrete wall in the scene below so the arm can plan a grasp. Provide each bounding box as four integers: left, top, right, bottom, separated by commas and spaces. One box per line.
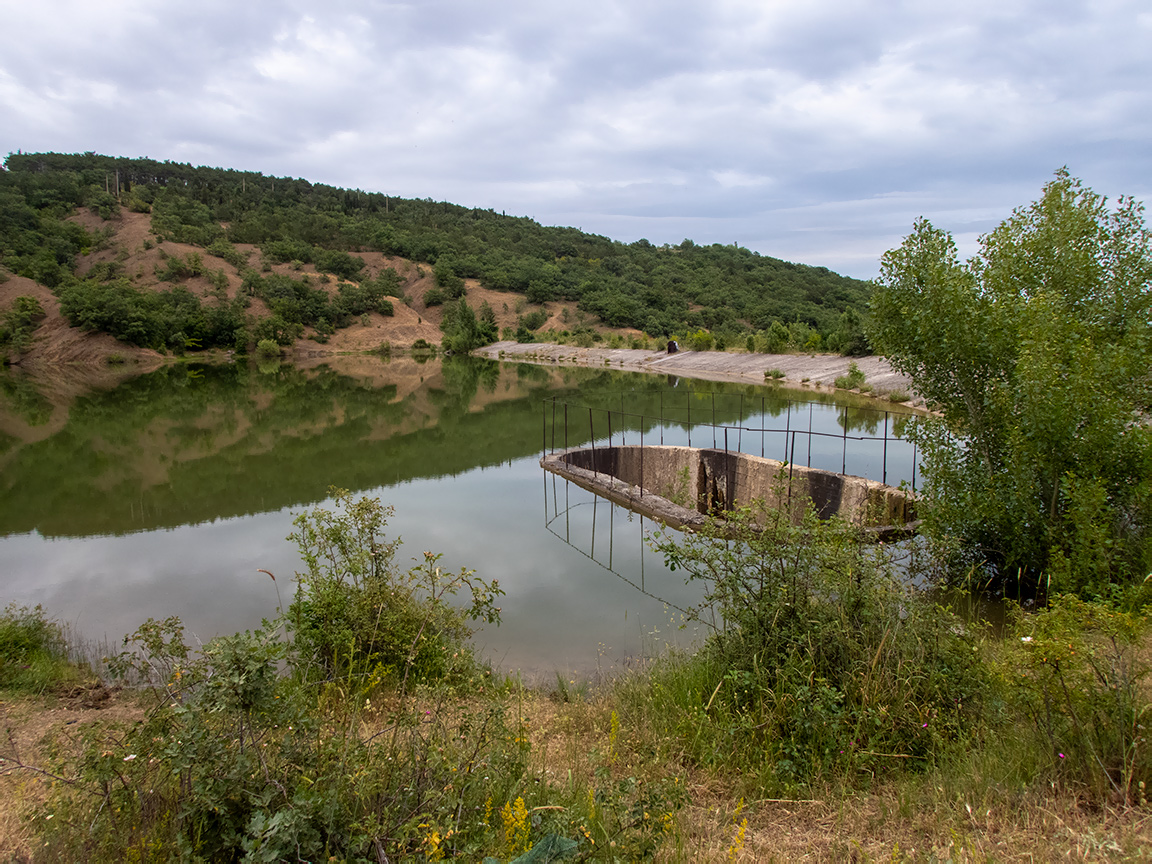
542, 445, 917, 539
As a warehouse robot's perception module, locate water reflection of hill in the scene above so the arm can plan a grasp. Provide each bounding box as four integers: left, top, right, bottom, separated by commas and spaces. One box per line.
0, 357, 913, 538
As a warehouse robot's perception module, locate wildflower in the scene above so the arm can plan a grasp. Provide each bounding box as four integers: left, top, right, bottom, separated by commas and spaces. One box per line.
123, 754, 137, 762
1020, 636, 1033, 643
502, 796, 531, 854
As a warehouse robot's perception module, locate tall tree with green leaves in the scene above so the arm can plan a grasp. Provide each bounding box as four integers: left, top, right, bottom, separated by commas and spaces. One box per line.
869, 171, 1152, 595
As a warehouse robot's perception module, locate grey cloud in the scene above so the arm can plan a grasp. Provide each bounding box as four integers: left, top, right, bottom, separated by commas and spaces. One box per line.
2, 0, 1149, 278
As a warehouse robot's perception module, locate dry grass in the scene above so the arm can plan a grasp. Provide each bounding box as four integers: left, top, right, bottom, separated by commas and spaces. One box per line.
0, 690, 144, 862
4, 682, 1151, 861
505, 686, 1152, 862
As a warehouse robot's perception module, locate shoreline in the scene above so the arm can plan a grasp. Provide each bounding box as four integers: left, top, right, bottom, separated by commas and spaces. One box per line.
474, 341, 924, 408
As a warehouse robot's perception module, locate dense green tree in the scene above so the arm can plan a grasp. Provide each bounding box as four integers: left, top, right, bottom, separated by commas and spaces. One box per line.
440, 297, 497, 353
869, 171, 1152, 594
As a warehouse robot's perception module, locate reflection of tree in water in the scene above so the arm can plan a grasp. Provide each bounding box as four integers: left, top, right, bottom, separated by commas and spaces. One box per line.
837, 405, 883, 435
434, 357, 502, 415
515, 362, 551, 385
0, 370, 52, 426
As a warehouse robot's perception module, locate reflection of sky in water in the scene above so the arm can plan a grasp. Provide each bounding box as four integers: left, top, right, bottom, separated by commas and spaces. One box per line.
2, 394, 917, 678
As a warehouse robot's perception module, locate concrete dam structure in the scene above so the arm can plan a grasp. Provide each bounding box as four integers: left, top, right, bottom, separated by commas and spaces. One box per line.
541, 445, 918, 540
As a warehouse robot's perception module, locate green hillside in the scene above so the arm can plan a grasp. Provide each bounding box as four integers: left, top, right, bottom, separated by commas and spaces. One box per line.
1, 151, 872, 356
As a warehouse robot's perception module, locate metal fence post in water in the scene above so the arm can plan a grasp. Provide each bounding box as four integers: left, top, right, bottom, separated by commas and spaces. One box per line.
711, 393, 717, 448
883, 411, 889, 486
551, 396, 557, 454
724, 427, 732, 511
738, 394, 743, 453
588, 408, 596, 476
784, 401, 791, 461
842, 419, 847, 475
564, 403, 569, 452
787, 430, 796, 515
761, 395, 765, 458
807, 403, 813, 468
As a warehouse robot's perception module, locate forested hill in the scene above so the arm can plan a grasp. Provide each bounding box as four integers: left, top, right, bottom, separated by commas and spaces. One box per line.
1, 151, 871, 355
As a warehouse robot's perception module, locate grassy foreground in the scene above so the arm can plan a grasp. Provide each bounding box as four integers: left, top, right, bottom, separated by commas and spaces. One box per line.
3, 491, 1151, 862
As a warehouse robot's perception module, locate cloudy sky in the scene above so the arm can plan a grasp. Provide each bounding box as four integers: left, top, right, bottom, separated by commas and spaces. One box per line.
2, 0, 1149, 278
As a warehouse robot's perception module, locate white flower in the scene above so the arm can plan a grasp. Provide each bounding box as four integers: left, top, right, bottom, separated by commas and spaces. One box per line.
1020, 636, 1033, 643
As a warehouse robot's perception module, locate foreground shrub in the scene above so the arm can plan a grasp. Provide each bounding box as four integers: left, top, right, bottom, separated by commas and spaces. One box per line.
287, 489, 503, 687
629, 500, 987, 792
998, 593, 1151, 803
24, 493, 683, 861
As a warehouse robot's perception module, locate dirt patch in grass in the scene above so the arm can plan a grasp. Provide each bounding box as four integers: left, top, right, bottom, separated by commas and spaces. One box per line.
0, 688, 145, 861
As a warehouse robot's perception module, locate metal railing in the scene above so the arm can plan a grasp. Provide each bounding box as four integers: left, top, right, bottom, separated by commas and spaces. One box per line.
541, 390, 919, 491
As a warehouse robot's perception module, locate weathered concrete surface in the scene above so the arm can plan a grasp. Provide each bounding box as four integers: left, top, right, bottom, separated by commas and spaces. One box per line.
476, 341, 924, 407
542, 444, 918, 540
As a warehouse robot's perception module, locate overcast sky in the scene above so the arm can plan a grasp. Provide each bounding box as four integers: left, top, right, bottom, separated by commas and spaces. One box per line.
2, 0, 1149, 279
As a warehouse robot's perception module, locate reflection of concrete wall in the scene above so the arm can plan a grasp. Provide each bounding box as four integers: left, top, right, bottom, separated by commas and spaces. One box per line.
543, 445, 917, 539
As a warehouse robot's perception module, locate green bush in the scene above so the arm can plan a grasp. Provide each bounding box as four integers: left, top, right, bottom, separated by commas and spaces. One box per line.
33, 494, 552, 862
998, 594, 1151, 803
205, 238, 249, 269
0, 604, 83, 693
287, 489, 502, 686
519, 308, 549, 331
630, 498, 986, 791
687, 328, 713, 351
0, 295, 47, 354
833, 360, 866, 389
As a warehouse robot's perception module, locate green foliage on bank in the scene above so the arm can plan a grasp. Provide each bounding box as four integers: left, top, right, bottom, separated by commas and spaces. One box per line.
26, 492, 682, 862
3, 151, 873, 348
12, 490, 1149, 860
57, 277, 249, 353
630, 499, 988, 791
0, 295, 46, 360
869, 171, 1152, 595
0, 604, 84, 693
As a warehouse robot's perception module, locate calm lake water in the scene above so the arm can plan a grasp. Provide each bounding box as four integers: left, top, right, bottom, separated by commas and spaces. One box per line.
0, 356, 918, 678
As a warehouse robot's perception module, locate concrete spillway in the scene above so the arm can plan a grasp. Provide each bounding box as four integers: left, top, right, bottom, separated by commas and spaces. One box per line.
541, 445, 918, 541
